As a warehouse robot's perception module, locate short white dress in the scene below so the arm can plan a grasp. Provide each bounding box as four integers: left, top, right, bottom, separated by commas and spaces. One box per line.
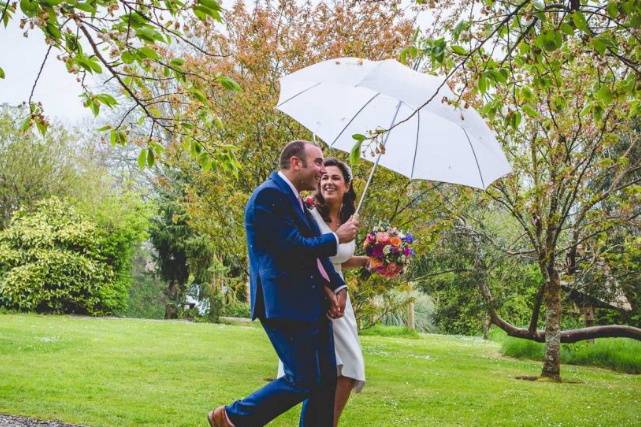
278, 208, 366, 392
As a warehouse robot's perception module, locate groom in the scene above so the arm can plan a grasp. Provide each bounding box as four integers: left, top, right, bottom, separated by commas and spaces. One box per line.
208, 140, 359, 427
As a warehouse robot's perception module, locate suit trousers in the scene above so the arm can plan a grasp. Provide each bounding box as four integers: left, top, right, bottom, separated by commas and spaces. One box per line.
225, 317, 337, 427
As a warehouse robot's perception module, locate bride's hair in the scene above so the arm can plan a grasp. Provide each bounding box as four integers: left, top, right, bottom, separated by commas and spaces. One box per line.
313, 158, 357, 225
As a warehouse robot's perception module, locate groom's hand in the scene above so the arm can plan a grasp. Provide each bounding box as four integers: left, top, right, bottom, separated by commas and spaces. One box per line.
323, 285, 344, 319
336, 215, 359, 243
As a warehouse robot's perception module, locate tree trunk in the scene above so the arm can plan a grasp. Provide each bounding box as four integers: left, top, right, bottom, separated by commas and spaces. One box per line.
164, 280, 179, 319
407, 300, 415, 331
541, 268, 562, 381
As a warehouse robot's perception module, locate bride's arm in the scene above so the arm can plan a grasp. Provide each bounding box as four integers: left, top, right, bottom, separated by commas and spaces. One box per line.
342, 256, 369, 270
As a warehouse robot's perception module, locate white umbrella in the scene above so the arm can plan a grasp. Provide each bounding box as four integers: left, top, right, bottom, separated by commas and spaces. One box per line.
276, 57, 511, 210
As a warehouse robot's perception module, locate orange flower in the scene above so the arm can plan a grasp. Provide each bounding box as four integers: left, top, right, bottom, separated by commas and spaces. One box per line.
389, 236, 402, 247
369, 257, 383, 269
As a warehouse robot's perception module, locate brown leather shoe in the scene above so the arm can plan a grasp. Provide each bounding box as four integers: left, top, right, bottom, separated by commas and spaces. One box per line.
207, 406, 235, 427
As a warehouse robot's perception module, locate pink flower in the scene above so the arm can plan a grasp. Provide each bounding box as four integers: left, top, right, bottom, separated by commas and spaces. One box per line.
376, 232, 390, 244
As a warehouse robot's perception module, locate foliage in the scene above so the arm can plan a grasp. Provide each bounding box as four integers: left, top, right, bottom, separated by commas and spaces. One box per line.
1, 0, 239, 166
0, 197, 146, 314
0, 106, 83, 228
2, 314, 641, 426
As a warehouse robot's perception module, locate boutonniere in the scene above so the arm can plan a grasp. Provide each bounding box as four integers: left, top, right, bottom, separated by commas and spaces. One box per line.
303, 195, 315, 209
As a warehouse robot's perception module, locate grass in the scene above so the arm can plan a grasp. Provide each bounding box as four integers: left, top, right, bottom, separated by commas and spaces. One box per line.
1, 314, 640, 426
495, 331, 641, 374
360, 324, 420, 338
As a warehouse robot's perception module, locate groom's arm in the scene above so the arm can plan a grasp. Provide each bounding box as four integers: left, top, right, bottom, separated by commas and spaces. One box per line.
251, 187, 338, 258
320, 256, 346, 292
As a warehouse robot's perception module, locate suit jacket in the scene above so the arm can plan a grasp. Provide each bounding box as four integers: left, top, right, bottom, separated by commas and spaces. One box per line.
245, 171, 345, 321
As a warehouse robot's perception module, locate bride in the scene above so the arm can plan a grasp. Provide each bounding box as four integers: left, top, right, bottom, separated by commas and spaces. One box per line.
278, 157, 368, 426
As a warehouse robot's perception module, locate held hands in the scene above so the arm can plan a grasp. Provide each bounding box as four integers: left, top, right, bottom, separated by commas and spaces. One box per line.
336, 214, 359, 243
323, 286, 347, 319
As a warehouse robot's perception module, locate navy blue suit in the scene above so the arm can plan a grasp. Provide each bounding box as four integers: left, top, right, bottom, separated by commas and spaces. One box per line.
225, 172, 345, 427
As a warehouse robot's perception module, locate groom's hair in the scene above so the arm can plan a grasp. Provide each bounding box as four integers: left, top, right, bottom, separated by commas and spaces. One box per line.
279, 140, 314, 169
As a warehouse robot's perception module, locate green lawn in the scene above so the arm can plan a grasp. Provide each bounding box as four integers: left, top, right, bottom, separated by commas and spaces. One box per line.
1, 314, 640, 426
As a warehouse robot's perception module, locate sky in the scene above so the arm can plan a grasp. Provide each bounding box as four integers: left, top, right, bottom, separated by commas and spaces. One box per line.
0, 1, 432, 126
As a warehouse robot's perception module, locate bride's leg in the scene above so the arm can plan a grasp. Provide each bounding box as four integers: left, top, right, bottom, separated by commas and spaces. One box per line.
333, 376, 356, 427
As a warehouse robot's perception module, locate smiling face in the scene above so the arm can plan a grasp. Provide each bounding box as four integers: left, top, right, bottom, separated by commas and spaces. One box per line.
294, 144, 325, 191
320, 165, 349, 205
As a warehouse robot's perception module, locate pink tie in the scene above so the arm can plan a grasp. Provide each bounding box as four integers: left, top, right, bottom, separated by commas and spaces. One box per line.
299, 198, 331, 283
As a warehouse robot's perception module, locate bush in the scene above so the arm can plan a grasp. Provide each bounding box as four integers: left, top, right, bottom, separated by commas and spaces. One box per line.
0, 198, 146, 315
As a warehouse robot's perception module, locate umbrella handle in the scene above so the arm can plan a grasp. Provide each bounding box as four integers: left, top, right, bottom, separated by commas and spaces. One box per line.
354, 152, 382, 216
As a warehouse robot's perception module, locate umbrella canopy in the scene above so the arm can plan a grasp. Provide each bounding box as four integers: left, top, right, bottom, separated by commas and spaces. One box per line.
276, 57, 511, 190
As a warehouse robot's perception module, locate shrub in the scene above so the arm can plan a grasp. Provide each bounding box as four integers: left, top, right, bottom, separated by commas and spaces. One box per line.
0, 198, 145, 315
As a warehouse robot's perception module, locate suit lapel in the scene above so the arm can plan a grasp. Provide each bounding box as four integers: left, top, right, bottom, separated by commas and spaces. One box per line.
270, 172, 314, 231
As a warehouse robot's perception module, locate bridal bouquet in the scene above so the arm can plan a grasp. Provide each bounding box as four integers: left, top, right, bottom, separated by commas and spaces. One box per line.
363, 224, 414, 278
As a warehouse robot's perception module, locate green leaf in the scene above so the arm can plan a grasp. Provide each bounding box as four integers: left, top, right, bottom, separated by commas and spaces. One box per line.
136, 27, 164, 44
74, 2, 96, 13
571, 11, 590, 34
350, 138, 363, 166
95, 93, 118, 108
0, 67, 4, 79
522, 104, 539, 118
536, 31, 562, 52
137, 46, 160, 60
559, 22, 574, 36
137, 150, 147, 169
45, 16, 61, 41
121, 51, 135, 64
97, 125, 112, 132
592, 35, 615, 55
19, 0, 38, 17
35, 118, 48, 136
607, 2, 619, 18
595, 85, 613, 104
189, 87, 207, 103
506, 110, 521, 130
199, 0, 221, 10
451, 45, 467, 55
478, 75, 489, 94
352, 133, 366, 142
109, 129, 127, 146
75, 54, 102, 74
216, 75, 241, 91
146, 148, 155, 167
399, 46, 418, 65
193, 4, 221, 22
64, 33, 79, 52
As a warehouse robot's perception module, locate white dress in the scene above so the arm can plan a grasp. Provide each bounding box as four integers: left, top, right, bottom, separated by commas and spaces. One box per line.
277, 208, 366, 392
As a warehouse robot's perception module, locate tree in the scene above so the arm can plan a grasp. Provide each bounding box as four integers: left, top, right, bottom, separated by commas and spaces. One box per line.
174, 0, 433, 322
1, 0, 239, 166
0, 105, 81, 228
412, 0, 641, 380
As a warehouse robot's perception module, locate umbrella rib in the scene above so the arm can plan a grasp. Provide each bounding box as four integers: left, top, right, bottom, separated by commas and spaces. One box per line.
463, 127, 486, 189
410, 110, 421, 179
330, 92, 381, 147
277, 82, 322, 107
